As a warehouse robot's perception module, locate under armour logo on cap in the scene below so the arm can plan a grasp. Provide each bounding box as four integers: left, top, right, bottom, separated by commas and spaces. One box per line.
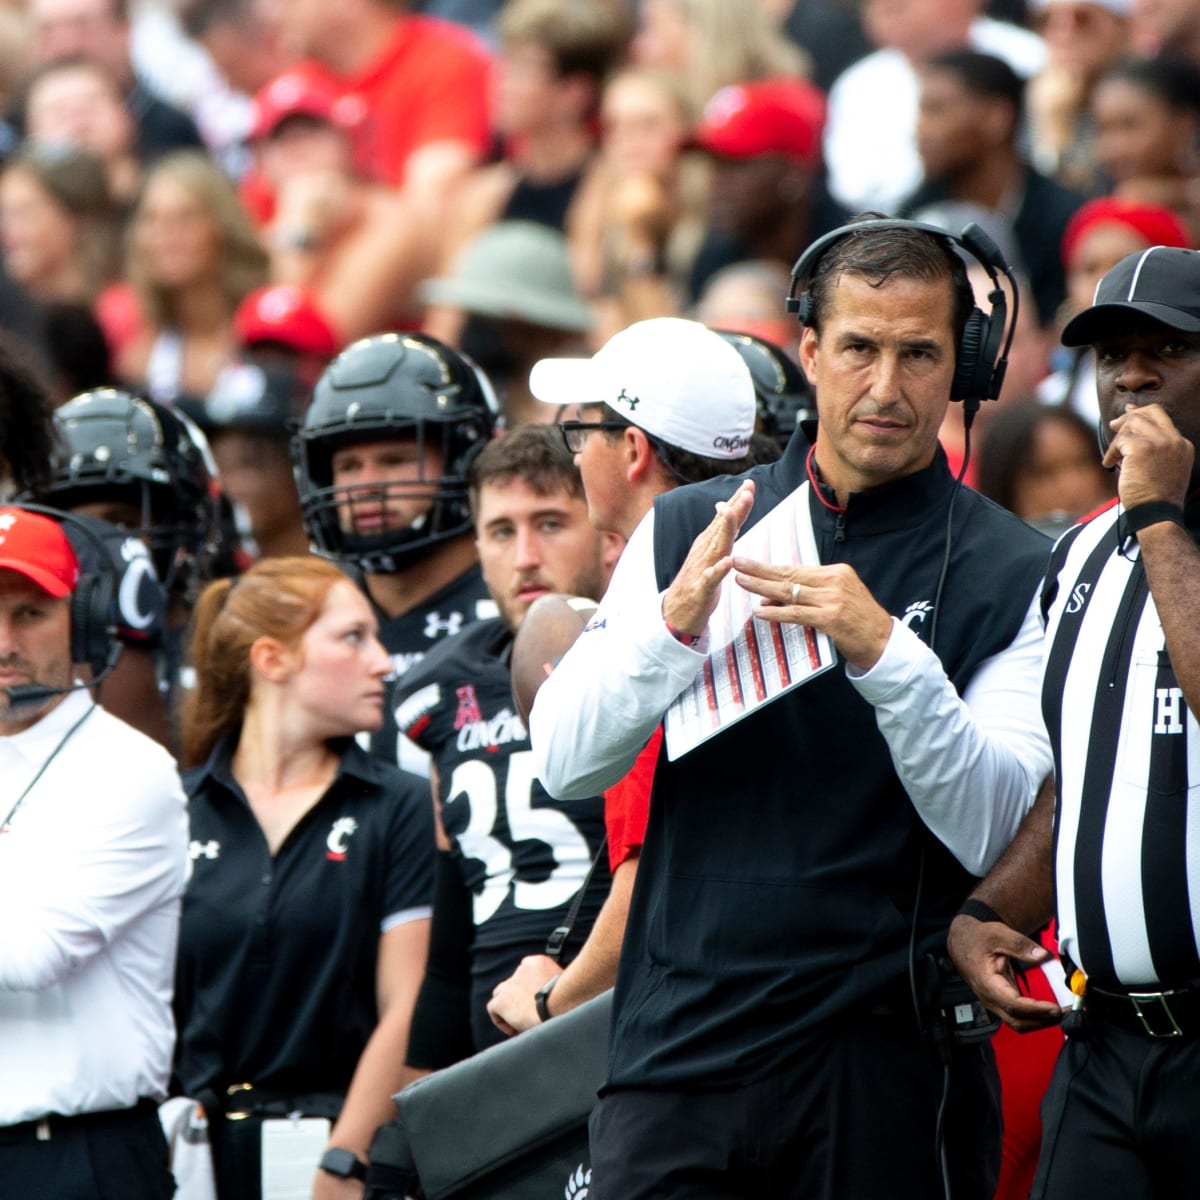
615, 387, 640, 411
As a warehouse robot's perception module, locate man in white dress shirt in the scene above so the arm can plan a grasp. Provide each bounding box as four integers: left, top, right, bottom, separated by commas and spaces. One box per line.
0, 505, 188, 1200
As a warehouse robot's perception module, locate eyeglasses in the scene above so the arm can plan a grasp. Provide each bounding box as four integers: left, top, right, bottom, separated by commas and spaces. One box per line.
558, 420, 629, 454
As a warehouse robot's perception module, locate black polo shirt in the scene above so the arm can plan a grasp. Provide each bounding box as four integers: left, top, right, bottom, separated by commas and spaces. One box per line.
174, 738, 435, 1098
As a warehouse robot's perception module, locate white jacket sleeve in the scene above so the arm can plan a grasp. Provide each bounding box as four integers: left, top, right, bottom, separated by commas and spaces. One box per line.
847, 594, 1052, 877
530, 510, 707, 800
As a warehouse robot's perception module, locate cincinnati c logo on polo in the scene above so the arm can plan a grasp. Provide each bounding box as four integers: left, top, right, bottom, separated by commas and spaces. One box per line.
326, 817, 358, 861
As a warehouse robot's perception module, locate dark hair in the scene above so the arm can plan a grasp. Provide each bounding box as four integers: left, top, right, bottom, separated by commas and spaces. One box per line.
1, 143, 122, 299
593, 403, 754, 484
42, 302, 113, 398
803, 214, 975, 350
181, 555, 351, 767
1096, 53, 1200, 118
976, 402, 1101, 515
498, 0, 631, 83
468, 423, 583, 519
926, 50, 1024, 121
0, 333, 58, 497
179, 0, 250, 38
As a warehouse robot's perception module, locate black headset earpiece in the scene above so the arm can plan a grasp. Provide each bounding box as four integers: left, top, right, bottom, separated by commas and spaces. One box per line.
787, 217, 1018, 410
10, 502, 119, 679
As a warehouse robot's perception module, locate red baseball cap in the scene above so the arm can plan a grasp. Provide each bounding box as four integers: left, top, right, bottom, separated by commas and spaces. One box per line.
249, 68, 366, 142
0, 508, 79, 598
234, 285, 341, 359
693, 78, 827, 166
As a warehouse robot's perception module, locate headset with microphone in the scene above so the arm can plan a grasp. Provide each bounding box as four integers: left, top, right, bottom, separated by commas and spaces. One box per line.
1, 502, 121, 708
786, 217, 1019, 423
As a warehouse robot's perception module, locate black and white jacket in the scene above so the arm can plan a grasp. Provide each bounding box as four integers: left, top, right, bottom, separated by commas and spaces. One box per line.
532, 427, 1053, 1088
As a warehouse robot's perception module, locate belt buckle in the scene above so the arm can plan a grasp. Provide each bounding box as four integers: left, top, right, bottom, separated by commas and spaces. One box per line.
225, 1082, 255, 1120
1128, 991, 1184, 1038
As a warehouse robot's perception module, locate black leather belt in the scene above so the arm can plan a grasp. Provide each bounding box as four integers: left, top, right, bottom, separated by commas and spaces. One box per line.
219, 1084, 343, 1120
0, 1096, 158, 1146
1085, 984, 1200, 1039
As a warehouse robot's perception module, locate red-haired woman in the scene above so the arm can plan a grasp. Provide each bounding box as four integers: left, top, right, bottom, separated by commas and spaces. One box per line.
175, 556, 433, 1200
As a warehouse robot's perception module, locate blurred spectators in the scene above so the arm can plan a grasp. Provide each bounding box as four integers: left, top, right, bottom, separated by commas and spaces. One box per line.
250, 67, 427, 342
1037, 194, 1192, 419
688, 78, 841, 300
178, 0, 291, 101
824, 0, 1045, 215
420, 219, 594, 425
190, 356, 311, 561
23, 56, 142, 206
631, 0, 809, 115
976, 401, 1115, 535
903, 50, 1085, 325
26, 0, 205, 163
437, 0, 629, 265
1132, 0, 1200, 61
0, 143, 121, 306
570, 66, 708, 338
693, 258, 798, 352
259, 0, 493, 211
233, 282, 342, 390
1091, 54, 1200, 241
102, 149, 268, 406
1025, 0, 1133, 192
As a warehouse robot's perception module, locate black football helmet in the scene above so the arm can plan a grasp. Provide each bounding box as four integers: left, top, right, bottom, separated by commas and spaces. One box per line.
42, 389, 221, 595
714, 330, 816, 451
292, 332, 498, 572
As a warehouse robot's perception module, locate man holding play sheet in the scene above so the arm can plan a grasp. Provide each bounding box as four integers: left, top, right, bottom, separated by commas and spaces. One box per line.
529, 217, 1053, 1199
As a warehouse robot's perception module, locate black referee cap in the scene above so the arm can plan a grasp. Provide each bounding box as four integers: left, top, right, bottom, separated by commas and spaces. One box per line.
1061, 246, 1200, 347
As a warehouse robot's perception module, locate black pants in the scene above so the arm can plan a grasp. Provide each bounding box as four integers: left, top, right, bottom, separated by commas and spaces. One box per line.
1031, 1022, 1200, 1199
0, 1099, 175, 1200
589, 1020, 1001, 1200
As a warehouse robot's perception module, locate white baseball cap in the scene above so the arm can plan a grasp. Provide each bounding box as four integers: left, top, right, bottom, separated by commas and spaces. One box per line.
529, 318, 757, 460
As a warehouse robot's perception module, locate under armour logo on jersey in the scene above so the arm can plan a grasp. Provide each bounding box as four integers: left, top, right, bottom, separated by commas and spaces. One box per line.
901, 601, 934, 629
454, 684, 483, 730
615, 387, 640, 411
0, 513, 15, 533
189, 839, 221, 860
326, 817, 358, 861
1065, 582, 1091, 615
1155, 687, 1186, 735
424, 610, 465, 639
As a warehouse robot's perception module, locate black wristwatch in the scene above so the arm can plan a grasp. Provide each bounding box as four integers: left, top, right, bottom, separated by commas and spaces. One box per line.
319, 1147, 367, 1181
535, 974, 561, 1022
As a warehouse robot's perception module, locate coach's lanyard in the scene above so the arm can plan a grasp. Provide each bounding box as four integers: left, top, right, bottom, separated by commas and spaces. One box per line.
0, 701, 97, 832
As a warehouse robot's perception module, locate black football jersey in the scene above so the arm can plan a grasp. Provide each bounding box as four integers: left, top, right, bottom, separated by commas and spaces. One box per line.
359, 563, 497, 774
395, 618, 610, 1049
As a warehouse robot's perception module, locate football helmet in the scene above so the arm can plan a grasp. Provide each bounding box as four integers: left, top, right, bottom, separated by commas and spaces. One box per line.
42, 389, 221, 595
714, 330, 815, 451
293, 333, 498, 572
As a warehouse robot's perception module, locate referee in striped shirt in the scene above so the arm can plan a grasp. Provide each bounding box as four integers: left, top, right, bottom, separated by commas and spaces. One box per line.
948, 244, 1200, 1199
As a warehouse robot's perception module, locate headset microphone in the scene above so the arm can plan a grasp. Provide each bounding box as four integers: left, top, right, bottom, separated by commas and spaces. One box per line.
0, 503, 123, 708
6, 669, 119, 709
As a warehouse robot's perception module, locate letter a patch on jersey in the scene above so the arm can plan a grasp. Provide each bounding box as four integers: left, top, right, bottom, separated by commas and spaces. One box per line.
454, 685, 483, 731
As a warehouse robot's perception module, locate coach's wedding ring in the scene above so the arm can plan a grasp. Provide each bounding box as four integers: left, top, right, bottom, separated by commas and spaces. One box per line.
790, 582, 800, 603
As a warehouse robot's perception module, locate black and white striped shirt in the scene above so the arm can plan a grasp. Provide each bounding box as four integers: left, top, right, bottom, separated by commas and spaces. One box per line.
1042, 502, 1200, 991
